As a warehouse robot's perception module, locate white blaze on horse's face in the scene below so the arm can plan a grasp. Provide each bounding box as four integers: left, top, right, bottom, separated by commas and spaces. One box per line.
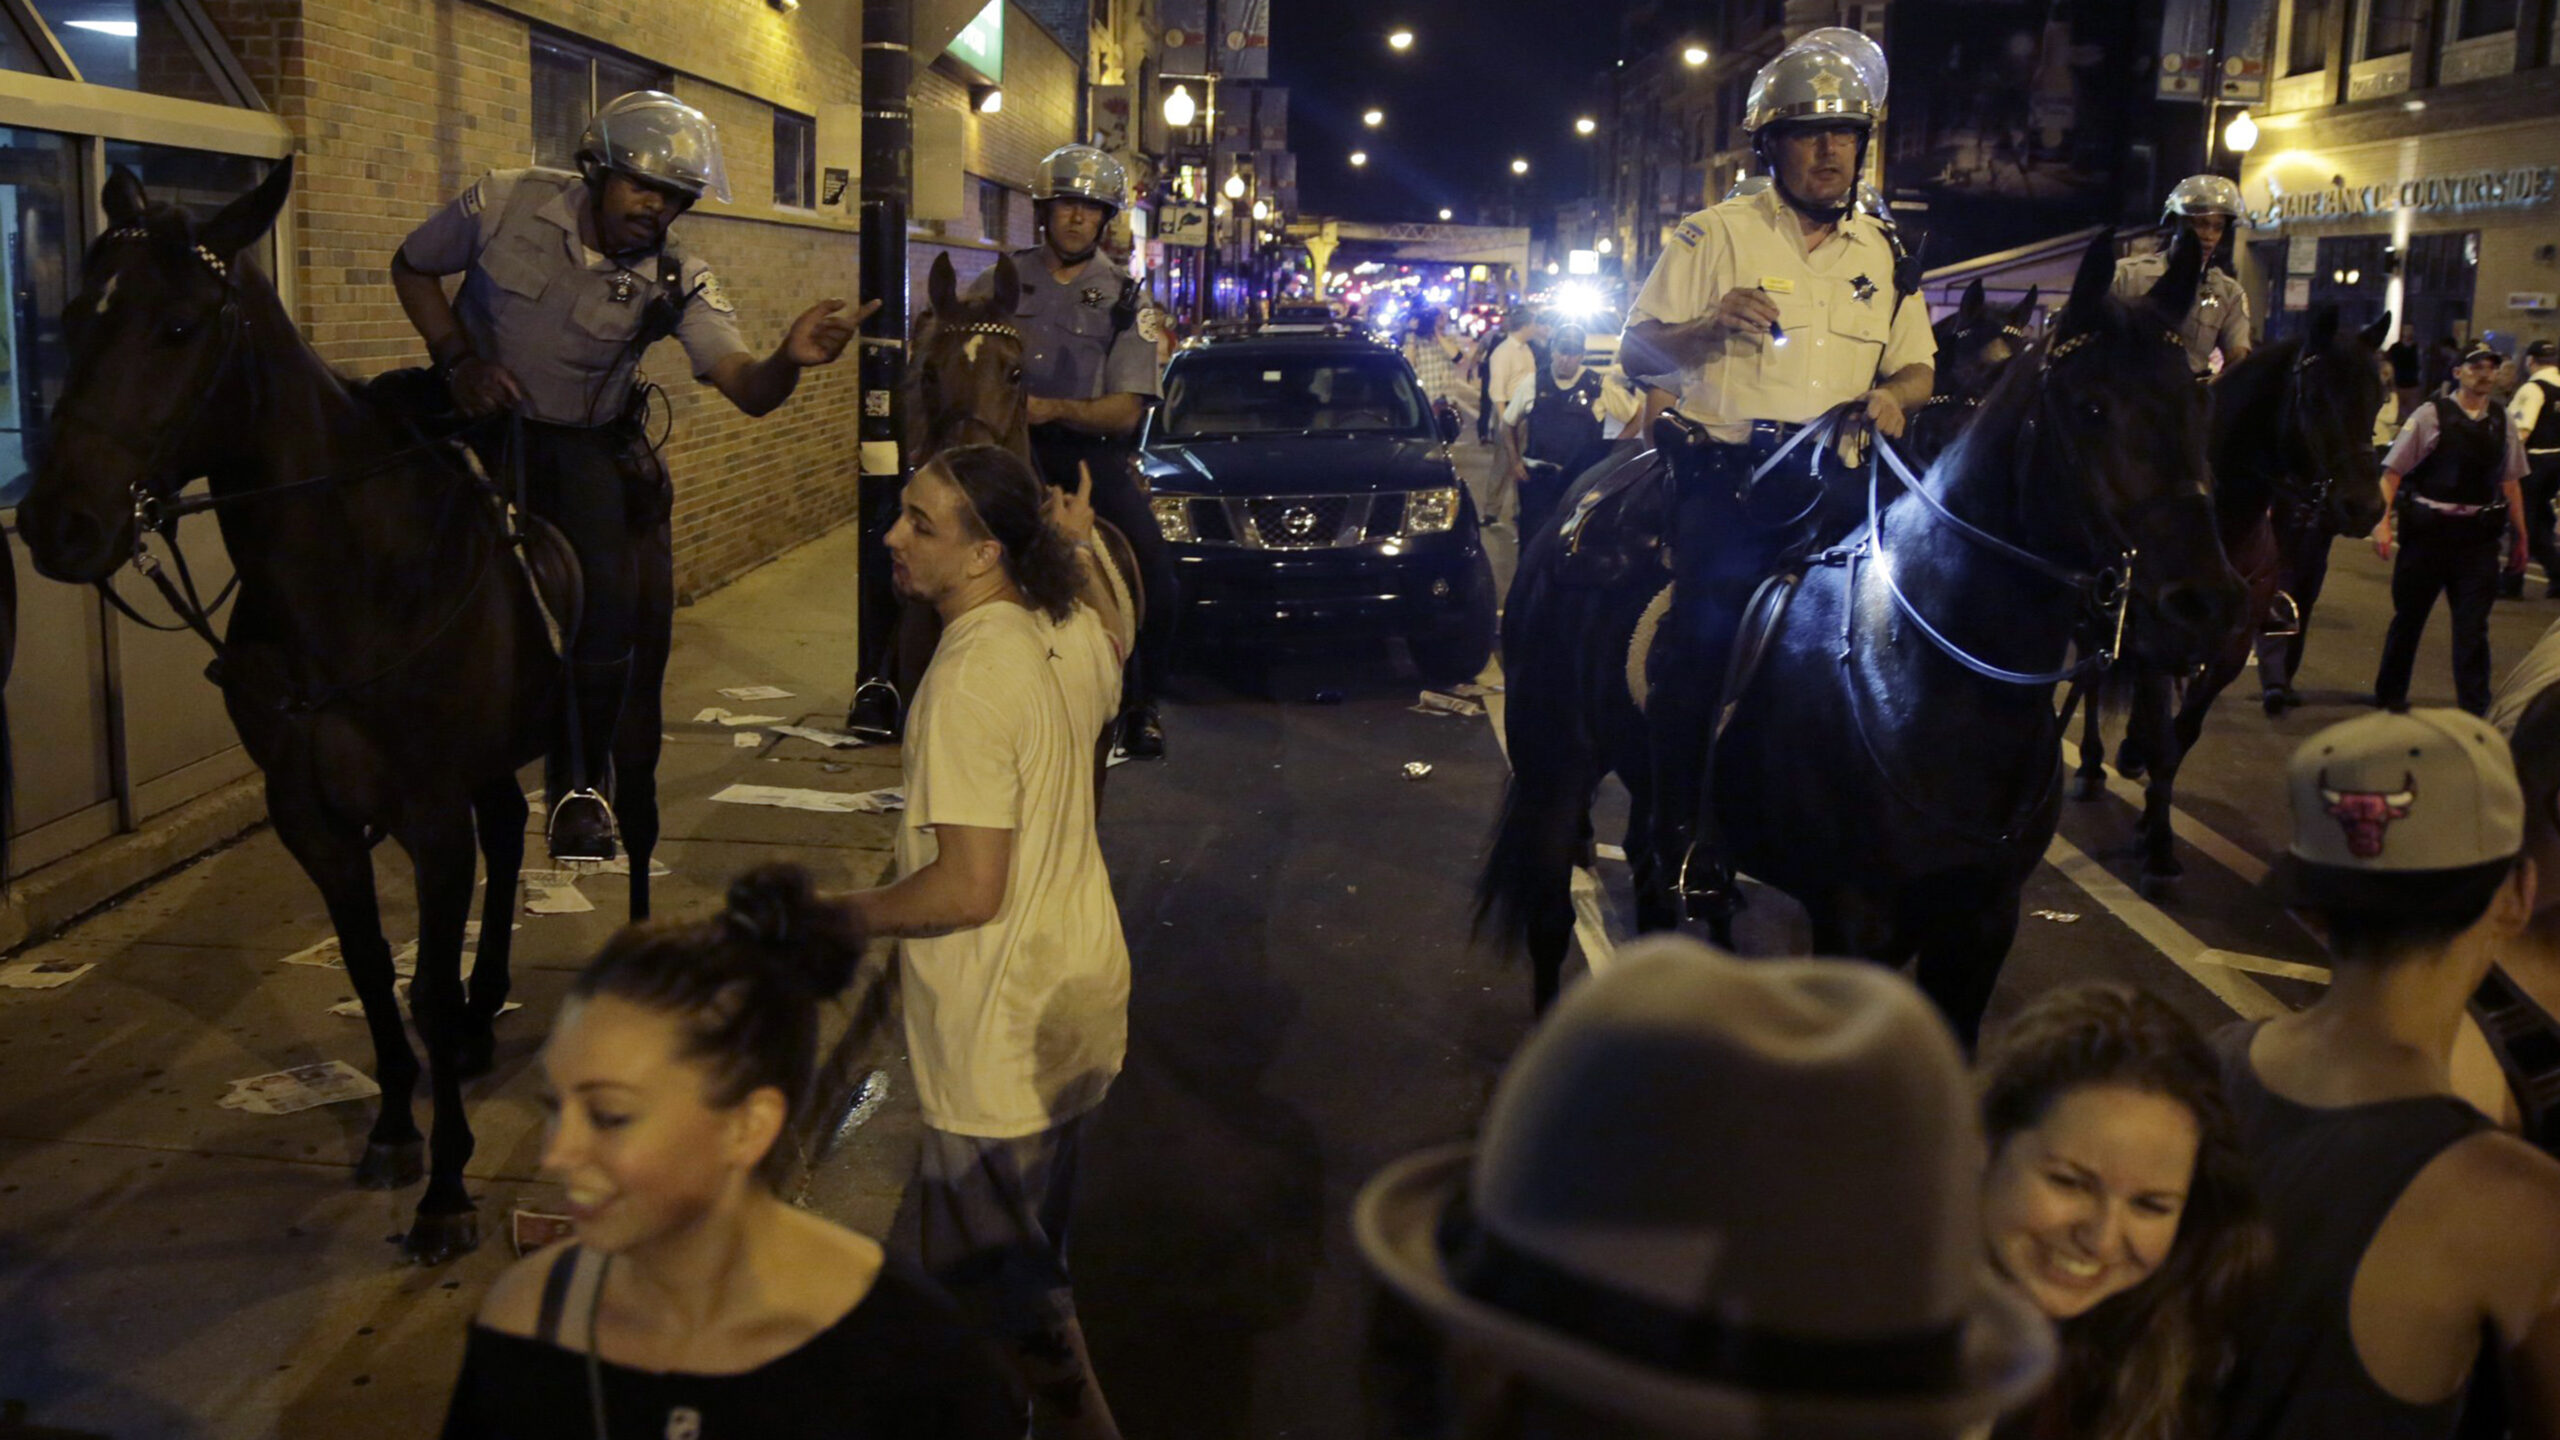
95, 269, 120, 315
963, 334, 986, 366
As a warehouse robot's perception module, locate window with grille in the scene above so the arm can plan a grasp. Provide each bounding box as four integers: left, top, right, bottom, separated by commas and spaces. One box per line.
2285, 0, 2331, 73
978, 179, 1009, 242
774, 108, 815, 207
2360, 0, 2417, 58
530, 33, 673, 171
2456, 0, 2517, 40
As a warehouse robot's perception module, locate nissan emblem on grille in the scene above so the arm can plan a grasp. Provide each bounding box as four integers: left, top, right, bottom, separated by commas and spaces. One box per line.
1283, 507, 1321, 541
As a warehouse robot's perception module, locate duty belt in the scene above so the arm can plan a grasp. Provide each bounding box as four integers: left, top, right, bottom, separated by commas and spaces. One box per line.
2409, 494, 2500, 516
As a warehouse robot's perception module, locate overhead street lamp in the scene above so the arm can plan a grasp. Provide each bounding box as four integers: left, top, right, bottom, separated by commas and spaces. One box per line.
1597, 237, 1613, 253
1224, 171, 1246, 199
1163, 83, 1196, 128
1387, 27, 1413, 51
1438, 207, 1453, 221
1682, 43, 1709, 66
1575, 116, 1596, 136
1511, 157, 1530, 175
1252, 198, 1270, 221
1350, 150, 1369, 168
1364, 108, 1385, 128
2224, 109, 2259, 154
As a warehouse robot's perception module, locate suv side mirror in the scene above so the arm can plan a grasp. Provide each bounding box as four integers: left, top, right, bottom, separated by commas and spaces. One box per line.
1436, 401, 1462, 443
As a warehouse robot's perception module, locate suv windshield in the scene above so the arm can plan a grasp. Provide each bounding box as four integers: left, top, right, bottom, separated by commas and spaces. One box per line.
1160, 354, 1430, 438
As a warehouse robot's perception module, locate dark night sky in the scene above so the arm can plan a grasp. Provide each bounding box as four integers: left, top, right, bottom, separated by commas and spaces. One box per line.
1267, 0, 1635, 225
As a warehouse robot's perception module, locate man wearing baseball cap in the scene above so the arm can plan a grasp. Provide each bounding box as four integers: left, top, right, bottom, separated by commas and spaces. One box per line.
1355, 935, 2054, 1438
2373, 343, 2534, 714
2510, 339, 2560, 600
2215, 711, 2560, 1439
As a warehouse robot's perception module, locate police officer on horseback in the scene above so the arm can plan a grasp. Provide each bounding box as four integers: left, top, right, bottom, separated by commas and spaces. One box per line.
850, 143, 1172, 758
392, 91, 868, 861
2114, 175, 2252, 377
1617, 38, 1935, 918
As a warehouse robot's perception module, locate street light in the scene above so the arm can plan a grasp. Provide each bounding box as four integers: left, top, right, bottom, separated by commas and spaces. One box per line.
1682, 43, 1709, 66
1597, 237, 1613, 253
1387, 27, 1414, 50
1223, 171, 1246, 200
1575, 116, 1596, 136
2223, 108, 2259, 154
1511, 158, 1529, 175
1163, 83, 1196, 128
1363, 108, 1384, 128
1252, 198, 1270, 221
1350, 150, 1369, 168
1438, 207, 1453, 221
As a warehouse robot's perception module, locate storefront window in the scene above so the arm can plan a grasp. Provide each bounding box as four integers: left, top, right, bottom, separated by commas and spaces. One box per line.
2361, 0, 2418, 57
25, 0, 231, 104
2456, 0, 2518, 40
2286, 0, 2332, 73
0, 129, 77, 509
2402, 231, 2478, 352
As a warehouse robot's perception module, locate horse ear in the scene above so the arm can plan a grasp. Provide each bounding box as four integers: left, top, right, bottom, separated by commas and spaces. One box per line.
2146, 226, 2205, 321
927, 252, 959, 316
198, 155, 293, 259
2306, 303, 2341, 353
2359, 311, 2393, 349
2062, 231, 2118, 327
991, 255, 1022, 314
2007, 285, 2040, 328
103, 166, 148, 228
1958, 278, 1985, 322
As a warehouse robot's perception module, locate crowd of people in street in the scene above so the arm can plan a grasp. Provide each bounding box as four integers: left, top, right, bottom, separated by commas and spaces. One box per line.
352, 54, 2560, 1440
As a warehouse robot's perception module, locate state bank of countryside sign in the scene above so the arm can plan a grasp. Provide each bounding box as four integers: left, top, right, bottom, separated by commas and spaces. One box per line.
2257, 165, 2560, 226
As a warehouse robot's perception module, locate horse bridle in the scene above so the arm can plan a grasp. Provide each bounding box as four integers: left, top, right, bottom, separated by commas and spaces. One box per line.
2268, 346, 2366, 519
911, 317, 1031, 457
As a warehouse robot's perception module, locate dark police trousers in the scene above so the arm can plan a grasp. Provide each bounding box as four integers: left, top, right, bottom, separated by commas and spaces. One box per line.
2527, 453, 2560, 592
476, 419, 651, 798
2373, 504, 2503, 715
1030, 423, 1173, 715
2252, 498, 2335, 693
1648, 431, 1822, 903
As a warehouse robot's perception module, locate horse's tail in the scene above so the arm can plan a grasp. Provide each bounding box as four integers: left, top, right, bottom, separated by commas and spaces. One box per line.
1471, 550, 1593, 958
1473, 770, 1572, 952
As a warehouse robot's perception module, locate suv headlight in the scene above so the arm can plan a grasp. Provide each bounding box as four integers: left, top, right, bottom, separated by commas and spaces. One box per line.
1151, 495, 1196, 543
1404, 487, 1462, 536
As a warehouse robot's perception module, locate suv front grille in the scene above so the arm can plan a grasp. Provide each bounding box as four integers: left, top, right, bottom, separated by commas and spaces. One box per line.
1180, 494, 1392, 550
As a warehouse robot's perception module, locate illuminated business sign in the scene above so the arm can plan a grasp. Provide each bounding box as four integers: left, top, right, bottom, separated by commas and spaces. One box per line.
2257, 165, 2558, 225
945, 0, 1003, 84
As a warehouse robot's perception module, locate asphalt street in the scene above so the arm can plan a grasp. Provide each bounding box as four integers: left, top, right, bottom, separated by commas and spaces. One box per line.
1063, 439, 2560, 1437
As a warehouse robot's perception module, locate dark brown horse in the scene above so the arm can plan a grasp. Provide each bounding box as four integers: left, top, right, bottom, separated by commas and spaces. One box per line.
15, 161, 672, 1263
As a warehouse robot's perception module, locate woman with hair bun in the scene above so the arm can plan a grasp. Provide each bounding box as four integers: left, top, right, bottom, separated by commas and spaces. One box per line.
439, 863, 1022, 1439
1977, 983, 2269, 1440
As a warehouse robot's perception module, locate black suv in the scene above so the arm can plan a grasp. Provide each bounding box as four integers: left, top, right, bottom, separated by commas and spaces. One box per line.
1138, 332, 1495, 682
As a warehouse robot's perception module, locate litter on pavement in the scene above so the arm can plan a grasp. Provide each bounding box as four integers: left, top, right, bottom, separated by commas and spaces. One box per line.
561, 857, 671, 878
692, 706, 732, 723
718, 685, 795, 701
525, 882, 595, 915
218, 1060, 381, 1116
1401, 762, 1435, 781
769, 724, 866, 748
709, 783, 906, 814
1450, 681, 1505, 698
281, 936, 421, 977
1594, 842, 1627, 862
2032, 909, 2083, 924
733, 732, 763, 748
717, 713, 787, 727
330, 976, 518, 1019
0, 957, 97, 990
1413, 690, 1486, 718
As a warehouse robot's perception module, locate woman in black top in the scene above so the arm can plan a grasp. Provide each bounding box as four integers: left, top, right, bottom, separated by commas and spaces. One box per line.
441, 865, 1022, 1439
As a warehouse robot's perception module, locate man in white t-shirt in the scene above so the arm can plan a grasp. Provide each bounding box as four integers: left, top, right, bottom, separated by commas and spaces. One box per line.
847, 445, 1128, 1440
1484, 307, 1552, 527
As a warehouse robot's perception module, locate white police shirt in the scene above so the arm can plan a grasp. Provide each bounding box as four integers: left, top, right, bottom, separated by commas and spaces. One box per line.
1628, 184, 1934, 443
2111, 252, 2250, 376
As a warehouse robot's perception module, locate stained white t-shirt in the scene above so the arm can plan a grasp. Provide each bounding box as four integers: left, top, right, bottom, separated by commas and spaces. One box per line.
895, 598, 1127, 1139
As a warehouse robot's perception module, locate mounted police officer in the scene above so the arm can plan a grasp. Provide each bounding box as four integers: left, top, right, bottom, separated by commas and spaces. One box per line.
393, 90, 868, 860
1618, 37, 1935, 918
2114, 175, 2252, 376
957, 143, 1173, 759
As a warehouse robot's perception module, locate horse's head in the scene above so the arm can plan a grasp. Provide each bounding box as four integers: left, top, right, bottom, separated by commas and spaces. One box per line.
1987, 230, 2240, 666
2282, 305, 2393, 537
1933, 278, 2039, 405
19, 160, 293, 584
910, 251, 1029, 459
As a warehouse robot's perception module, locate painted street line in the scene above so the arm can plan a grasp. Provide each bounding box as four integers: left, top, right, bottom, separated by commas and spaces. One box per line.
1571, 865, 1615, 976
2044, 835, 2287, 1021
2056, 739, 2270, 885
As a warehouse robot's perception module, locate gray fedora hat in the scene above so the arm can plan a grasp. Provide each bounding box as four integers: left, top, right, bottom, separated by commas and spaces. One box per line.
1355, 937, 2053, 1435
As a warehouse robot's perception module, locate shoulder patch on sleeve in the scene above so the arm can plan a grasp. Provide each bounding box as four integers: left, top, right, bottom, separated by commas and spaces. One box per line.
460, 180, 485, 217
694, 269, 736, 314
1673, 220, 1706, 249
1137, 306, 1165, 343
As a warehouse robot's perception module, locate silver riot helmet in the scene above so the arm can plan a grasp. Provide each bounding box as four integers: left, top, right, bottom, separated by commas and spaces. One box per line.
1782, 26, 1889, 108
1033, 144, 1129, 215
578, 91, 731, 204
2162, 173, 2247, 224
1744, 46, 1879, 224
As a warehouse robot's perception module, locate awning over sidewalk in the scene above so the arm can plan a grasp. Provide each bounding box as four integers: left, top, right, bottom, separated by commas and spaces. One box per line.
1917, 224, 2140, 322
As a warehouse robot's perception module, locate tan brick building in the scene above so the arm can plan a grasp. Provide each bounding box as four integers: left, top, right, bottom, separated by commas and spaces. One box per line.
0, 0, 1083, 886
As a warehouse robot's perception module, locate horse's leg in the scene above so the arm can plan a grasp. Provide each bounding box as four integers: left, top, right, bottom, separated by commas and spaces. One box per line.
619, 520, 674, 921
2117, 667, 2161, 782
401, 807, 486, 1263
457, 775, 528, 1078
1909, 887, 2020, 1054
2072, 674, 2109, 801
1625, 767, 1684, 937
269, 791, 423, 1188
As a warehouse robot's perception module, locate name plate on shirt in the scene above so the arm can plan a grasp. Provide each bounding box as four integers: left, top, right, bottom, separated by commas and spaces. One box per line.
1758, 277, 1798, 294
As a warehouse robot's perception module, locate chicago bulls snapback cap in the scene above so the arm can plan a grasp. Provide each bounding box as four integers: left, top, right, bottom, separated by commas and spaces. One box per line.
2273, 709, 2523, 909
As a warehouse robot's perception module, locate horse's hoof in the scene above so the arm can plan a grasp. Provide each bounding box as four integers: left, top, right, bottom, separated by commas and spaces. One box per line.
2073, 772, 2106, 802
449, 1025, 497, 1081
355, 1140, 425, 1191
2116, 759, 2148, 783
403, 1208, 481, 1265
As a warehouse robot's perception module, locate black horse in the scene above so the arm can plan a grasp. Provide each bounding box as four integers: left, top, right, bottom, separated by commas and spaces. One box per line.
2069, 307, 2390, 888
1904, 278, 2040, 465
1480, 234, 2242, 1044
15, 161, 673, 1262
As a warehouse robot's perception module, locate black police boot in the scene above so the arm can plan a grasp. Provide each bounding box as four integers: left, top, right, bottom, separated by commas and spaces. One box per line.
1117, 703, 1166, 761
547, 657, 629, 864
846, 678, 904, 744
1641, 643, 1741, 927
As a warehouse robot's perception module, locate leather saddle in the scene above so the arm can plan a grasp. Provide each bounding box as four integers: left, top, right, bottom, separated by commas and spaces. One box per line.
355, 366, 482, 444
1550, 443, 1671, 589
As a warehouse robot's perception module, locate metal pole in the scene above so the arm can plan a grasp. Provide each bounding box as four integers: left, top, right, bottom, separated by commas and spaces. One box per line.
855, 0, 912, 691
1201, 0, 1220, 324
2203, 0, 2230, 175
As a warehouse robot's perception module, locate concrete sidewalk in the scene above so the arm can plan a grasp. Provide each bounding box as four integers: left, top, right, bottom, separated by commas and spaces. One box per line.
0, 524, 922, 1440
